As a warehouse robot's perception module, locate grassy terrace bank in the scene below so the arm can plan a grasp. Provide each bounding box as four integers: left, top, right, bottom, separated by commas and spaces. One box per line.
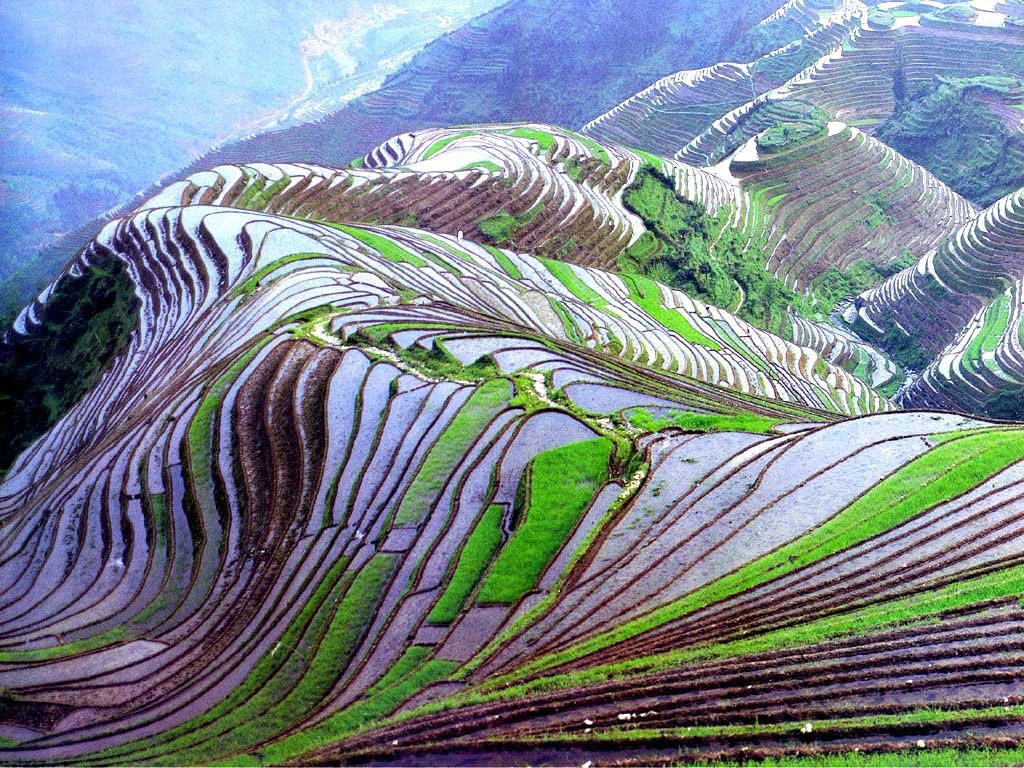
486, 427, 1024, 681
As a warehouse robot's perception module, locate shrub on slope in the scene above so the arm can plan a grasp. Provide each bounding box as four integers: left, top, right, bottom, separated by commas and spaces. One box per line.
0, 257, 138, 473
619, 165, 801, 335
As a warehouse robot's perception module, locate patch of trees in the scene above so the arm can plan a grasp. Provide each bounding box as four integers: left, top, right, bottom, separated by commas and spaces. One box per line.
876, 75, 1024, 206
0, 258, 138, 474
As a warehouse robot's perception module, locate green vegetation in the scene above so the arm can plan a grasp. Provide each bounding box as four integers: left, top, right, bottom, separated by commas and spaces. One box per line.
755, 110, 828, 153
233, 253, 329, 297
240, 175, 289, 210
509, 428, 1024, 676
627, 407, 782, 434
548, 297, 583, 343
711, 745, 1024, 767
619, 166, 799, 333
532, 702, 1024, 744
87, 555, 355, 764
461, 160, 502, 173
394, 378, 510, 526
964, 293, 1011, 377
165, 553, 397, 765
423, 131, 474, 159
247, 648, 458, 766
877, 76, 1024, 205
0, 257, 138, 474
541, 258, 608, 309
503, 127, 556, 152
370, 335, 500, 383
478, 202, 545, 246
430, 556, 1024, 719
477, 438, 612, 604
623, 273, 720, 349
332, 225, 427, 267
0, 626, 133, 663
809, 252, 915, 317
428, 504, 505, 623
483, 244, 523, 279
862, 192, 894, 229
877, 321, 932, 371
983, 386, 1024, 420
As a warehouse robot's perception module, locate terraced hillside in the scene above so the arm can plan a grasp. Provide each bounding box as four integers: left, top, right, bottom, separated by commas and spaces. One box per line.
0, 0, 796, 321
585, 0, 1024, 176
728, 120, 976, 289
144, 124, 734, 274
857, 188, 1024, 366
5, 161, 1024, 766
583, 0, 864, 157
901, 278, 1024, 416
147, 122, 975, 344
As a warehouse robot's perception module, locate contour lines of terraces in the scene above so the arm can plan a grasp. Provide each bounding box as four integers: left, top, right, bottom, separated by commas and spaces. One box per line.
759, 0, 834, 30
581, 0, 863, 160
146, 124, 736, 275
728, 122, 977, 289
4, 198, 1024, 765
899, 277, 1024, 412
310, 412, 1024, 767
790, 309, 902, 390
677, 15, 1024, 168
2, 201, 888, 515
675, 20, 893, 166
858, 187, 1024, 362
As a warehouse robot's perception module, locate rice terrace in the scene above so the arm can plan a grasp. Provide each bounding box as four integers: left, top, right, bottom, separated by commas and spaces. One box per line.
2, 0, 1024, 765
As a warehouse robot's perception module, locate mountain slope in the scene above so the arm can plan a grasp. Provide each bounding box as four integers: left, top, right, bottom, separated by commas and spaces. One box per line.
586, 1, 1024, 176
0, 0, 789, 322
4, 163, 1024, 766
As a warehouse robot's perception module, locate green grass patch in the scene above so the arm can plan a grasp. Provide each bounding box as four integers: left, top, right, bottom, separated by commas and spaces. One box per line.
478, 203, 545, 246
706, 744, 1024, 767
86, 554, 355, 764
964, 293, 1011, 374
548, 297, 582, 343
422, 131, 474, 159
428, 504, 505, 624
570, 131, 611, 165
618, 165, 799, 333
246, 648, 458, 766
477, 438, 612, 604
157, 554, 396, 765
394, 379, 511, 526
541, 258, 608, 309
628, 408, 782, 434
242, 175, 289, 210
332, 225, 427, 267
484, 244, 523, 279
478, 211, 520, 244
623, 274, 720, 350
510, 428, 1024, 676
0, 626, 133, 663
504, 127, 556, 152
461, 160, 502, 173
232, 253, 329, 297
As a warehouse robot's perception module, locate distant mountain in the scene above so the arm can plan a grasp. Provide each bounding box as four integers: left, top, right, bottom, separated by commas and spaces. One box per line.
0, 0, 500, 294
0, 0, 789, 320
